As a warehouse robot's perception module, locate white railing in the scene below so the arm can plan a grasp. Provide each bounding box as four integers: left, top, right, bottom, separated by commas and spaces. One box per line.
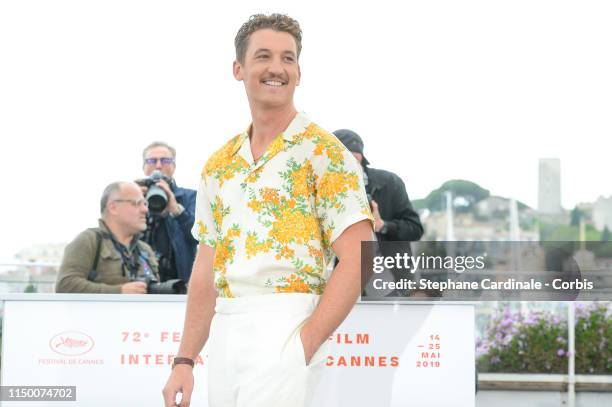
0, 262, 59, 294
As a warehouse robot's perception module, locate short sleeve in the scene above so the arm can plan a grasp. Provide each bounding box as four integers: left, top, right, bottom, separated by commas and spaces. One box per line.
191, 176, 217, 248
314, 136, 374, 245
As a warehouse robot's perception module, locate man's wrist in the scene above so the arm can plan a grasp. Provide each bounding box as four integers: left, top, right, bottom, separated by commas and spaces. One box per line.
377, 220, 388, 234
169, 203, 185, 217
171, 356, 194, 369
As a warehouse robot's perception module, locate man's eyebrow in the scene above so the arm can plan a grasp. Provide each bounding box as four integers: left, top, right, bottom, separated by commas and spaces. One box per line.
253, 48, 296, 57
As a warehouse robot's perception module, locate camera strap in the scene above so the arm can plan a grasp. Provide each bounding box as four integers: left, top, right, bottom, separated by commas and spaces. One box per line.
109, 238, 141, 280
86, 227, 155, 282
87, 230, 103, 282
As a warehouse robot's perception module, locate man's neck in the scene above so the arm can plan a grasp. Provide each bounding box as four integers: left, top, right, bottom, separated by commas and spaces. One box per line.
249, 104, 297, 145
103, 219, 135, 247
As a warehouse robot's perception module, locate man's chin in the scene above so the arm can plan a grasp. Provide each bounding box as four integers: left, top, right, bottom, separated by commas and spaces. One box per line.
250, 93, 293, 108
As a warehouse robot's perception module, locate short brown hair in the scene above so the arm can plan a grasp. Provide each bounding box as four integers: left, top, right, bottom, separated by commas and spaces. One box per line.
234, 14, 302, 64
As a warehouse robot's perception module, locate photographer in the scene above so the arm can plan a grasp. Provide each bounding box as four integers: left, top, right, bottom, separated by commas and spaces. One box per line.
334, 129, 424, 298
137, 142, 197, 284
333, 129, 423, 244
56, 182, 160, 294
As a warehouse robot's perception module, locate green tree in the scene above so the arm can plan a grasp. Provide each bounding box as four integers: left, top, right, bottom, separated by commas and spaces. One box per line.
24, 283, 37, 293
570, 206, 583, 226
423, 180, 490, 212
546, 224, 601, 242
602, 226, 611, 242
411, 198, 426, 212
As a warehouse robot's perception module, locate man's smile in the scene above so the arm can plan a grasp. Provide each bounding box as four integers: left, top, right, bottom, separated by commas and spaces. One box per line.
262, 79, 286, 87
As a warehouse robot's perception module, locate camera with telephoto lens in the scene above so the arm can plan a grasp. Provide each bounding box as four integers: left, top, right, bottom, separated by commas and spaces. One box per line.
135, 170, 172, 215
132, 276, 186, 295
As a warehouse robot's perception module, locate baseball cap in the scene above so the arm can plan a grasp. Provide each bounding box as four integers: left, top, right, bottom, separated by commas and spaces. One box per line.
332, 129, 370, 165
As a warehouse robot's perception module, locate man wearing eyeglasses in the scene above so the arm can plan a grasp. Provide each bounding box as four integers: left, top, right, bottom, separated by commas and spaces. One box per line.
56, 181, 159, 294
139, 142, 197, 284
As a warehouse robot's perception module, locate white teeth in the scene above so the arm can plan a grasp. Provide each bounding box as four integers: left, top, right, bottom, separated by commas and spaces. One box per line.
263, 81, 283, 86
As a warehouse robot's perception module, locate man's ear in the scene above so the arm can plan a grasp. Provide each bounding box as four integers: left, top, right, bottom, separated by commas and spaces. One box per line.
297, 64, 301, 86
106, 201, 116, 216
233, 60, 243, 81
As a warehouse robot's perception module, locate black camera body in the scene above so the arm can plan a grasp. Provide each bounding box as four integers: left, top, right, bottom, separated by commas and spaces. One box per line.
135, 170, 173, 215
132, 276, 186, 295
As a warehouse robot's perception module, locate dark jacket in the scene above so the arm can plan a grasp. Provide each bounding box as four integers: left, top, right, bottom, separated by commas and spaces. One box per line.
56, 220, 159, 293
365, 166, 424, 242
153, 185, 197, 282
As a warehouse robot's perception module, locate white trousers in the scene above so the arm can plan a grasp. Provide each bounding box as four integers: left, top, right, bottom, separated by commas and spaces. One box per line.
207, 293, 328, 407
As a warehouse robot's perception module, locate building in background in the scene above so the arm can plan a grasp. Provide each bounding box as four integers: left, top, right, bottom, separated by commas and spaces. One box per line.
593, 196, 612, 232
538, 158, 562, 215
0, 243, 65, 293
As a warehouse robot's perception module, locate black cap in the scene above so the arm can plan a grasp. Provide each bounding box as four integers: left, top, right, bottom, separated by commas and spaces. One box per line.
332, 129, 370, 165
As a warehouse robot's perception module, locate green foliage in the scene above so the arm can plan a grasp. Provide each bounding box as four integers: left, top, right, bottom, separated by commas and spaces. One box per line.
602, 226, 611, 242
593, 241, 612, 257
422, 180, 490, 212
23, 283, 37, 293
411, 198, 426, 212
575, 304, 612, 374
477, 304, 612, 374
570, 206, 584, 226
542, 224, 601, 242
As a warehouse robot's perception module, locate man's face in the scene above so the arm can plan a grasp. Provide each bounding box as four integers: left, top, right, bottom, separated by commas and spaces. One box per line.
143, 146, 175, 178
351, 151, 364, 165
109, 183, 148, 235
233, 29, 301, 110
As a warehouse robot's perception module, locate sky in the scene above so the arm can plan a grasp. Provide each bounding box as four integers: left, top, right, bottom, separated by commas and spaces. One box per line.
0, 0, 610, 262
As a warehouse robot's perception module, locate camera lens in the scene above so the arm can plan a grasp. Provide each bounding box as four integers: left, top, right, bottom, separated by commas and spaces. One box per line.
146, 185, 168, 215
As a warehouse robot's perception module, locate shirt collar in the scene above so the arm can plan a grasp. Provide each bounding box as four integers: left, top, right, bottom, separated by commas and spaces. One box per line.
283, 112, 311, 142
98, 219, 140, 252
230, 112, 312, 157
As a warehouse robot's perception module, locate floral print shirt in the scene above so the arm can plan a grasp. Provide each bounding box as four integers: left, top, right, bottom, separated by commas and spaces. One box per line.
192, 112, 373, 298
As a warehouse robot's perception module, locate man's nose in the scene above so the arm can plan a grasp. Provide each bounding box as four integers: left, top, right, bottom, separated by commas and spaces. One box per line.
267, 56, 284, 74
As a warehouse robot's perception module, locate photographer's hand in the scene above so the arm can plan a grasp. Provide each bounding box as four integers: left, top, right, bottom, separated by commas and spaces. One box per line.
155, 180, 181, 216
370, 200, 385, 232
121, 281, 147, 294
139, 184, 148, 196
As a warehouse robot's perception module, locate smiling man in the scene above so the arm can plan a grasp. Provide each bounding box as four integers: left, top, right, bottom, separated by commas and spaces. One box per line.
163, 14, 373, 407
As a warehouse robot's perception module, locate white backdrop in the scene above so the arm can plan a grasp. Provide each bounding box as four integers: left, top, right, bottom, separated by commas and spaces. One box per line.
2, 1, 611, 262
1, 298, 474, 407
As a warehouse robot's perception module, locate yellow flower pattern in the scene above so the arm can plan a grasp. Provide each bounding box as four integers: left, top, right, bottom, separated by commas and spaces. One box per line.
275, 274, 311, 294
196, 220, 207, 237
318, 171, 360, 204
204, 134, 250, 187
212, 225, 241, 298
192, 113, 373, 297
245, 232, 272, 259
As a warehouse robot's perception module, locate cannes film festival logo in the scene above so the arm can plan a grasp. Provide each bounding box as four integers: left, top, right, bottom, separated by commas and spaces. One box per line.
49, 331, 95, 356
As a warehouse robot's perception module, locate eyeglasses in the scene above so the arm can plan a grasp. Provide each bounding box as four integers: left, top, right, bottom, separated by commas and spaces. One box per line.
113, 199, 149, 208
144, 157, 175, 166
